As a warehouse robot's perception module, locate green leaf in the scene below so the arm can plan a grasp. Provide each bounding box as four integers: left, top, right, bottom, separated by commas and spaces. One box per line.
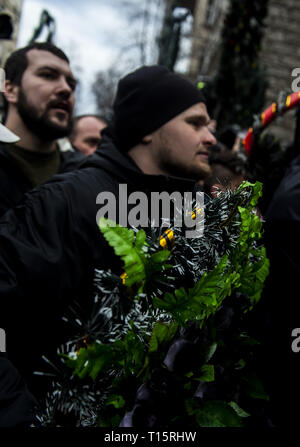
154, 254, 240, 325
242, 373, 270, 401
237, 181, 263, 208
98, 413, 121, 428
119, 329, 146, 375
148, 322, 178, 353
203, 342, 218, 363
99, 218, 147, 287
197, 364, 215, 382
185, 399, 244, 427
69, 342, 120, 380
105, 394, 125, 409
150, 250, 171, 264
226, 191, 269, 307
229, 401, 250, 418
234, 359, 246, 370
67, 326, 146, 381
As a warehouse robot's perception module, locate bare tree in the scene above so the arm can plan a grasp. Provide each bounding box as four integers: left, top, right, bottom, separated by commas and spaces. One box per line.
116, 0, 165, 67
92, 67, 122, 121
92, 0, 166, 120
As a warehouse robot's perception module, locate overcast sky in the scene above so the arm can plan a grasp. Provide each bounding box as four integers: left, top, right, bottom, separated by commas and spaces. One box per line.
17, 0, 192, 113
18, 0, 165, 113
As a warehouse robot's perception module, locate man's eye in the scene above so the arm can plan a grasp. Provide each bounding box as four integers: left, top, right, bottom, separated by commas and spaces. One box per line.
189, 121, 202, 128
68, 80, 77, 91
86, 139, 100, 147
40, 72, 56, 79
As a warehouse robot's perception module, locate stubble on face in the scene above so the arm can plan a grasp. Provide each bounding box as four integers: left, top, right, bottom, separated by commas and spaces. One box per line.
154, 126, 213, 181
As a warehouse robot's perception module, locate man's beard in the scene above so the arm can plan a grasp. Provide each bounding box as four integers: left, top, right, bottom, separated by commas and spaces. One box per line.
17, 88, 73, 142
157, 144, 212, 181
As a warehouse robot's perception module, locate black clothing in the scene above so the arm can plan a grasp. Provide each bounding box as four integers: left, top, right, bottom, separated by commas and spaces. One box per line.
255, 153, 300, 426
0, 354, 38, 427
0, 135, 198, 405
0, 142, 85, 216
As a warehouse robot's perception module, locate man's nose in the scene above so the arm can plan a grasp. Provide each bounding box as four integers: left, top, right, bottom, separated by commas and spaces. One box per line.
203, 126, 217, 146
56, 76, 72, 98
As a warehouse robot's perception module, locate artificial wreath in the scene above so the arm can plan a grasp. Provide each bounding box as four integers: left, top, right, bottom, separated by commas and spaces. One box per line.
36, 181, 270, 427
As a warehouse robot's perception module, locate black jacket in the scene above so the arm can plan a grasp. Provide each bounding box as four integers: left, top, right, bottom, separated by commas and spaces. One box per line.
0, 135, 198, 403
0, 354, 38, 427
253, 153, 300, 426
0, 142, 85, 216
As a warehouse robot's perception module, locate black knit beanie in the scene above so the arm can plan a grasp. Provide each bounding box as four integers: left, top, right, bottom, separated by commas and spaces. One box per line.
111, 65, 206, 151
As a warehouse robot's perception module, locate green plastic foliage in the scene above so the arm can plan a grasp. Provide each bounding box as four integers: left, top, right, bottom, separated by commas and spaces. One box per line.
198, 364, 215, 382
148, 322, 178, 354
99, 217, 147, 287
65, 343, 119, 380
62, 181, 270, 427
238, 180, 263, 208
153, 255, 240, 326
229, 182, 269, 305
105, 394, 125, 409
185, 398, 244, 427
241, 372, 270, 401
69, 328, 145, 381
99, 217, 172, 289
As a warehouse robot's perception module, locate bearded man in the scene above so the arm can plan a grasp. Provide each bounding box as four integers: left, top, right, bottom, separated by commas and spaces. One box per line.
0, 42, 84, 215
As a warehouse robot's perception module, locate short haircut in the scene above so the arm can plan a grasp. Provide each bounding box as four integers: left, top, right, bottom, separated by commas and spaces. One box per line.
4, 42, 69, 85
69, 114, 107, 141
2, 42, 70, 120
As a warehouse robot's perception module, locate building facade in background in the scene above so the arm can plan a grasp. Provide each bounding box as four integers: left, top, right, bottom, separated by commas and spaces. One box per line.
187, 0, 228, 82
260, 0, 300, 142
0, 0, 23, 68
0, 0, 23, 120
185, 0, 300, 143
2, 0, 300, 143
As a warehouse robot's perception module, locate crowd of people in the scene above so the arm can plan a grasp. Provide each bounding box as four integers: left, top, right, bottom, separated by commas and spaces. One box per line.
0, 41, 299, 427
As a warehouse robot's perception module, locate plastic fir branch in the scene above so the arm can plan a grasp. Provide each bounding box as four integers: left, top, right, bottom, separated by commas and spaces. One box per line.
38, 181, 270, 427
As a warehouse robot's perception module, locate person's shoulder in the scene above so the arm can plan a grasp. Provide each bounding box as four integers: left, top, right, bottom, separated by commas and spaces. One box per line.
59, 148, 86, 172
0, 142, 14, 161
20, 164, 117, 216
0, 355, 38, 427
266, 163, 300, 221
51, 162, 115, 187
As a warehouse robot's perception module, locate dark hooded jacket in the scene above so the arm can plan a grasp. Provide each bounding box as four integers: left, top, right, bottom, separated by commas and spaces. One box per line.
0, 134, 199, 407
0, 142, 85, 216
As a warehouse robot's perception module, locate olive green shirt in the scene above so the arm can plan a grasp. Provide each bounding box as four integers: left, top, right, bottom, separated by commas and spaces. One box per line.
6, 144, 61, 187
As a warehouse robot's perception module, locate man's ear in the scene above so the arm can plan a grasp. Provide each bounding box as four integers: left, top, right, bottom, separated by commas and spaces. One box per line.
141, 134, 152, 144
4, 80, 19, 105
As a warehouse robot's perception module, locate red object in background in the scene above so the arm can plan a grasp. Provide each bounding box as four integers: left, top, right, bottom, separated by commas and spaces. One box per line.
261, 103, 276, 127
243, 127, 254, 156
286, 91, 300, 110
243, 92, 300, 156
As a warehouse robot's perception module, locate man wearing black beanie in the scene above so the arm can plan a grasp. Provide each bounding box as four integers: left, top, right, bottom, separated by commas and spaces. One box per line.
109, 65, 216, 180
0, 66, 216, 422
